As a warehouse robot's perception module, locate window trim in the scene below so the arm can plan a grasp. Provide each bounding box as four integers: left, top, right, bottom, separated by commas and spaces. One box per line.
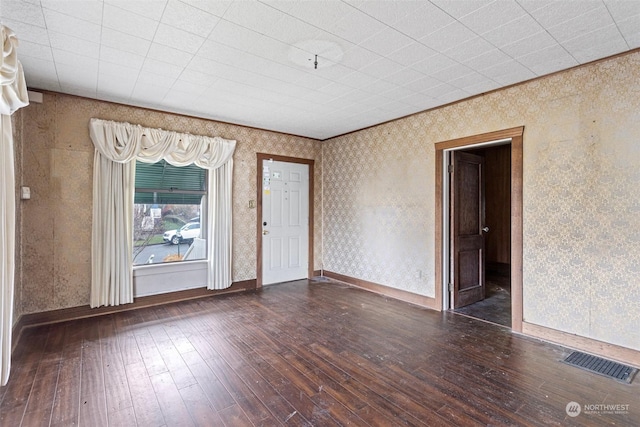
133, 259, 208, 297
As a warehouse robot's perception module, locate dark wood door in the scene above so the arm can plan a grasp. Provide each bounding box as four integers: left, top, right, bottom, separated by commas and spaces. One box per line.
451, 151, 486, 308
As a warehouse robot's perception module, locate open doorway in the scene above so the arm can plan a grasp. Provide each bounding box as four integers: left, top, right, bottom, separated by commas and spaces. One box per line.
434, 127, 523, 332
452, 144, 512, 327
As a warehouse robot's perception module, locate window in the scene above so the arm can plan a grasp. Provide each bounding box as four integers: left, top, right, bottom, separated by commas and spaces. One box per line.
132, 160, 207, 265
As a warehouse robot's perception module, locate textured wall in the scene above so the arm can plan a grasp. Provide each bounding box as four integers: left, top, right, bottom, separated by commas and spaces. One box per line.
16, 93, 321, 314
323, 121, 436, 296
323, 51, 640, 351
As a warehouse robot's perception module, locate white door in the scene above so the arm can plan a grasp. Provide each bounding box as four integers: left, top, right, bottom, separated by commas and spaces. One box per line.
262, 160, 309, 285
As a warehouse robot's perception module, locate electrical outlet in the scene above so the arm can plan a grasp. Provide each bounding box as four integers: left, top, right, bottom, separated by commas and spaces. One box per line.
21, 186, 31, 200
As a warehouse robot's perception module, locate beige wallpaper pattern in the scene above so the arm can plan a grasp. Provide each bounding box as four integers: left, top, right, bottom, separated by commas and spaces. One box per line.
323, 121, 436, 296
15, 94, 321, 314
323, 51, 640, 351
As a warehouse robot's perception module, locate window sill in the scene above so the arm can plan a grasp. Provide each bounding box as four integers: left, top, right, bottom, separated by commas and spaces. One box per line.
133, 260, 208, 297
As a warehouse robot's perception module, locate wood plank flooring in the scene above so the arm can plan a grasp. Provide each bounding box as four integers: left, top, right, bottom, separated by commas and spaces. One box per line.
1, 279, 638, 426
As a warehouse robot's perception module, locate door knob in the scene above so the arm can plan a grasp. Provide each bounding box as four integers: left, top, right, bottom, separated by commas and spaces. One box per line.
482, 227, 489, 233
263, 230, 269, 235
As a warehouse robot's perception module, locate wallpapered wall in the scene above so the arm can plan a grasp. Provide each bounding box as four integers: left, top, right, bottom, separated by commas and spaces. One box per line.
323, 51, 640, 351
14, 94, 322, 314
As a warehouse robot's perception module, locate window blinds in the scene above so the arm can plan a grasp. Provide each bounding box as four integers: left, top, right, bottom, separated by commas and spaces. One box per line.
134, 160, 206, 205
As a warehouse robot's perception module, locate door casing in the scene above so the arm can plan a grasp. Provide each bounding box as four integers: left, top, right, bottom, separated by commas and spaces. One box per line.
435, 127, 523, 332
256, 153, 314, 288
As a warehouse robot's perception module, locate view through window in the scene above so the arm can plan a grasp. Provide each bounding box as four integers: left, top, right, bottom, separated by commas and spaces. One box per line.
133, 160, 207, 266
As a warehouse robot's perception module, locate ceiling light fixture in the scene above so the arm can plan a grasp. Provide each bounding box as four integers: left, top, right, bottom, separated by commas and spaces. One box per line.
288, 40, 343, 70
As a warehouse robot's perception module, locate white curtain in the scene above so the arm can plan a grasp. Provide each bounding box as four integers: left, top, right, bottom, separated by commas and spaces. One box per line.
1, 25, 29, 386
209, 160, 233, 290
90, 153, 135, 307
88, 119, 236, 307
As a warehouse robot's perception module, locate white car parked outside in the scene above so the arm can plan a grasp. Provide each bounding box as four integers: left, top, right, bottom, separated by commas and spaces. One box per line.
163, 222, 200, 245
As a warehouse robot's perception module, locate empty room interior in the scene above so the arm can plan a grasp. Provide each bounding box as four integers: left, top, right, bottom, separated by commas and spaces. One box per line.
1, 1, 639, 425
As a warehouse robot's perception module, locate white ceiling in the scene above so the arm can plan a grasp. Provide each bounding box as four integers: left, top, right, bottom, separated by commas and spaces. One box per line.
2, 0, 639, 140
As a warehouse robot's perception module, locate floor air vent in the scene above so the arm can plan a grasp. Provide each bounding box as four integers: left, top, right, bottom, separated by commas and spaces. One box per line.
563, 351, 637, 384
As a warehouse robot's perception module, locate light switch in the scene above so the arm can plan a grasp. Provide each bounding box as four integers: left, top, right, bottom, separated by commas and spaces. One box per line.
248, 200, 256, 209
21, 186, 31, 200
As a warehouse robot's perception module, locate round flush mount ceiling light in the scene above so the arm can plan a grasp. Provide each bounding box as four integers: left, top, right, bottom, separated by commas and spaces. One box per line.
288, 39, 344, 69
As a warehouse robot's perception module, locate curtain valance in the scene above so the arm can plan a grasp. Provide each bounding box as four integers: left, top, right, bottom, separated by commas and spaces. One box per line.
89, 118, 236, 169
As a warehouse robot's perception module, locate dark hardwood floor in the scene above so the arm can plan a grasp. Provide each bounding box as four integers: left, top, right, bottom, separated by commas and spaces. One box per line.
1, 279, 638, 426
